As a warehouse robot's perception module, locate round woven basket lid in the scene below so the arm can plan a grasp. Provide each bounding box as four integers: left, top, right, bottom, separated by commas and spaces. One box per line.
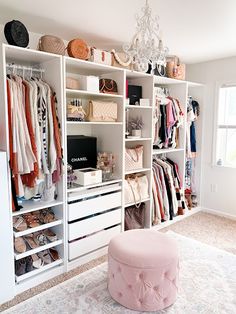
4, 20, 29, 48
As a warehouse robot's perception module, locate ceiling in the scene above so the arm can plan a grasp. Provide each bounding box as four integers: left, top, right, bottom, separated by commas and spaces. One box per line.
0, 0, 236, 64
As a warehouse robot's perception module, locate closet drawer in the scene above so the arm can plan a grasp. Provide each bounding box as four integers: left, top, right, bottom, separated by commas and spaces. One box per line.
68, 225, 121, 260
68, 191, 121, 222
68, 208, 121, 241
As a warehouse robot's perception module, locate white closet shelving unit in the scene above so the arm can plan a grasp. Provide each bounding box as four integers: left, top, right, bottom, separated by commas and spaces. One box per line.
0, 43, 203, 299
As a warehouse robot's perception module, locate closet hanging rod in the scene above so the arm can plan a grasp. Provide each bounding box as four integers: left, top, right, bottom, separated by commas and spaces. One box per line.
6, 64, 45, 73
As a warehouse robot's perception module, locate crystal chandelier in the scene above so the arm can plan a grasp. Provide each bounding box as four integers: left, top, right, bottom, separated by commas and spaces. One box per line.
123, 0, 169, 74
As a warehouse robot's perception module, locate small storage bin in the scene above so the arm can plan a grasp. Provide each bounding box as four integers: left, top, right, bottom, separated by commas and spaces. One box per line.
78, 75, 99, 92
74, 168, 102, 186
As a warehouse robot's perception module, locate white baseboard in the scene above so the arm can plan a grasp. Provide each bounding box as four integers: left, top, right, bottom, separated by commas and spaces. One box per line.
202, 207, 236, 221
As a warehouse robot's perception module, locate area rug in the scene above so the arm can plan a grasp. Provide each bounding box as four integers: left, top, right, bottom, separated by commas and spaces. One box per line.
4, 232, 236, 314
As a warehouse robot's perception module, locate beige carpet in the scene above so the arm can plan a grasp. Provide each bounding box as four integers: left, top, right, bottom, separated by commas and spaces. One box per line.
1, 211, 236, 312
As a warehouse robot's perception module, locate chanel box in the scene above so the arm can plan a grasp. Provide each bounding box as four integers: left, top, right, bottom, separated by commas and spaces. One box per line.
128, 85, 142, 105
74, 168, 102, 186
67, 135, 97, 170
78, 75, 99, 92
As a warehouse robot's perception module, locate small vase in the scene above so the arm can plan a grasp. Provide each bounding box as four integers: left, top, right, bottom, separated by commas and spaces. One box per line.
131, 129, 142, 137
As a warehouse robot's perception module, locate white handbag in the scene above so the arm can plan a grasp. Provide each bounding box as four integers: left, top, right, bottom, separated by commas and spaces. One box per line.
87, 101, 118, 122
90, 48, 112, 65
125, 145, 143, 171
124, 174, 149, 207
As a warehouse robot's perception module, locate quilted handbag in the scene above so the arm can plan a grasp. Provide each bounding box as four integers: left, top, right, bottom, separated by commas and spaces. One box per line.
99, 79, 118, 94
87, 101, 118, 122
66, 77, 80, 90
4, 20, 29, 48
67, 39, 90, 60
125, 203, 145, 230
111, 49, 133, 69
38, 35, 66, 55
166, 56, 186, 80
124, 174, 149, 207
125, 145, 143, 171
90, 48, 112, 65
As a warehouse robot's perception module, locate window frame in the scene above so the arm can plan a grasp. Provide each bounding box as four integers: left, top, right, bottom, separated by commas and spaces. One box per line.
213, 82, 236, 168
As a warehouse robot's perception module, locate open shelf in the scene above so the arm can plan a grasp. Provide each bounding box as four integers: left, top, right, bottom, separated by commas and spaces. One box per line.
14, 219, 63, 238
67, 121, 123, 125
125, 198, 150, 208
14, 239, 63, 260
125, 168, 151, 175
15, 259, 63, 283
125, 137, 152, 142
67, 178, 122, 193
66, 89, 123, 99
152, 148, 185, 155
126, 105, 152, 109
12, 200, 64, 217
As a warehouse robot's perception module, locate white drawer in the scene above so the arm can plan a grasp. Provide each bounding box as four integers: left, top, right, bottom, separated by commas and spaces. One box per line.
68, 208, 121, 241
68, 191, 121, 222
68, 225, 121, 260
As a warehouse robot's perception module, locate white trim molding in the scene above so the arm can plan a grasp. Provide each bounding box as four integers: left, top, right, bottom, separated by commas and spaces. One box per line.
202, 207, 236, 221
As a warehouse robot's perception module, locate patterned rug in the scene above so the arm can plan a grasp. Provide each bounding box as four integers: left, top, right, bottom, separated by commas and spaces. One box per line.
4, 232, 236, 314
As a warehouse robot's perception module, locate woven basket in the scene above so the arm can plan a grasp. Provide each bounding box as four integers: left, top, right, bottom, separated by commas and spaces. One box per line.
67, 39, 90, 60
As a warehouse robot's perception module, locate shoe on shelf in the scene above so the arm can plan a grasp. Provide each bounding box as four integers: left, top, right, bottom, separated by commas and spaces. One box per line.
31, 254, 44, 269
43, 229, 57, 242
14, 237, 27, 253
49, 248, 60, 261
39, 208, 56, 224
23, 213, 41, 228
13, 216, 27, 232
15, 259, 26, 276
25, 256, 34, 273
38, 250, 52, 264
24, 234, 38, 249
33, 232, 48, 246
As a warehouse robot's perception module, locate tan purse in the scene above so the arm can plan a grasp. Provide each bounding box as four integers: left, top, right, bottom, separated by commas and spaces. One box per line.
87, 101, 118, 122
124, 174, 149, 207
125, 203, 146, 230
67, 39, 90, 60
166, 56, 186, 80
66, 77, 80, 90
111, 49, 133, 69
38, 35, 66, 55
125, 145, 143, 171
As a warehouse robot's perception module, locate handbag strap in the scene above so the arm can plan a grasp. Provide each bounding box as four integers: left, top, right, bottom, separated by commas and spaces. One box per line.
127, 176, 142, 208
100, 79, 115, 91
111, 49, 132, 66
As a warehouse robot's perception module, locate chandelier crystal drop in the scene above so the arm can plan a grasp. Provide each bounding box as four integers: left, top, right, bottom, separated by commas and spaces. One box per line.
123, 0, 169, 73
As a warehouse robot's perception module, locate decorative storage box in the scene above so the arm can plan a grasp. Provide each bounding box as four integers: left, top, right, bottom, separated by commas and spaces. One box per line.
78, 75, 99, 92
74, 168, 102, 186
67, 135, 97, 169
128, 85, 142, 105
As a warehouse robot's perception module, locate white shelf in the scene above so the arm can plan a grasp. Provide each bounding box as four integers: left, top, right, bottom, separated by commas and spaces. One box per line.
67, 121, 123, 125
12, 200, 64, 217
152, 207, 202, 230
14, 219, 63, 238
152, 148, 185, 155
14, 239, 63, 260
66, 89, 123, 98
125, 198, 150, 208
125, 168, 151, 175
67, 179, 122, 193
126, 105, 152, 109
15, 259, 63, 283
125, 137, 152, 142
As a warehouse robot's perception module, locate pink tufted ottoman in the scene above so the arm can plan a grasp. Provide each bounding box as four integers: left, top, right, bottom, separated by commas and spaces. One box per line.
108, 229, 179, 312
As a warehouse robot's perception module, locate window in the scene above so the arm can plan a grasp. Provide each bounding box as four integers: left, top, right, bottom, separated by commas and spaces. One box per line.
215, 85, 236, 167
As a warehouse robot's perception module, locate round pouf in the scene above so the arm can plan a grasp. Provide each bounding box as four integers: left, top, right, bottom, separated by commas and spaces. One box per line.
108, 229, 179, 312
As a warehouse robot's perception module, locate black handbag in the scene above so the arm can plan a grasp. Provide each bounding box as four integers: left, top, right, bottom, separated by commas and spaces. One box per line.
4, 20, 29, 48
146, 62, 166, 77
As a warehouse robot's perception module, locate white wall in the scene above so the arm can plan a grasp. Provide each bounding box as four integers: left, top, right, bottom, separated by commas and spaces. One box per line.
187, 57, 236, 217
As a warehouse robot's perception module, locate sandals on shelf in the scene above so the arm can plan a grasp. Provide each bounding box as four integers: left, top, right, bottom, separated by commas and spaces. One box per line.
33, 232, 48, 246
13, 216, 27, 231
43, 229, 57, 242
49, 248, 60, 261
31, 254, 44, 269
24, 234, 38, 249
23, 213, 40, 228
37, 250, 52, 264
14, 237, 27, 253
39, 208, 55, 224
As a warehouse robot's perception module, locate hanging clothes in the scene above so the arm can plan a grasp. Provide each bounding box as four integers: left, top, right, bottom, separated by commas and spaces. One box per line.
7, 74, 63, 210
185, 97, 200, 208
152, 157, 186, 226
153, 87, 184, 149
